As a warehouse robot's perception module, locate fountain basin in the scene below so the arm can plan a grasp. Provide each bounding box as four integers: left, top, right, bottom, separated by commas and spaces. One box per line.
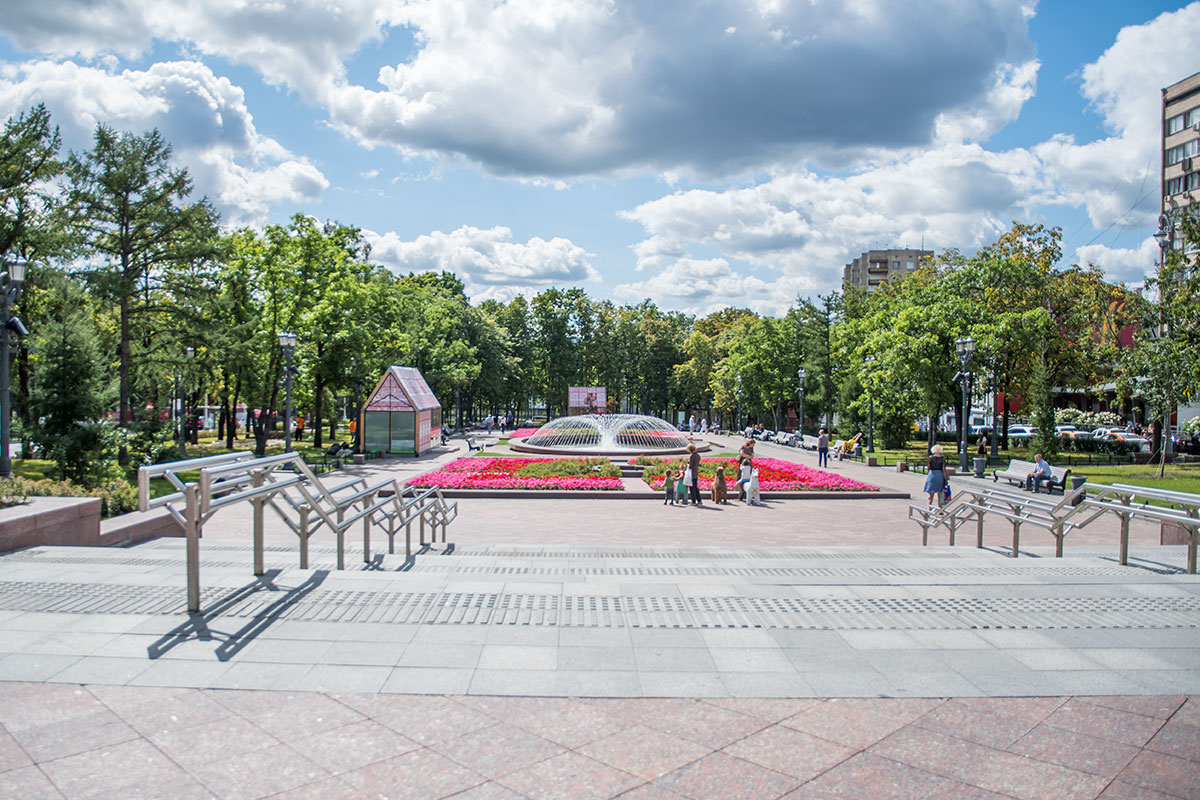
510, 414, 708, 456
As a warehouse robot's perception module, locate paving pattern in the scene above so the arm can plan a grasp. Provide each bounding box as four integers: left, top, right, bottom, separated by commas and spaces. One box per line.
1, 437, 1198, 798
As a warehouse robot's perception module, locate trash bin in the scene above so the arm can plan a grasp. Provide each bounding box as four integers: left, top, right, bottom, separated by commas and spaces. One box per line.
973, 457, 987, 478
1070, 475, 1087, 506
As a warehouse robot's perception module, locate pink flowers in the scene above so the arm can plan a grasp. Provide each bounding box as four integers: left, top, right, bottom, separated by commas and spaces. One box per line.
641, 457, 878, 492
407, 457, 624, 491
508, 428, 540, 439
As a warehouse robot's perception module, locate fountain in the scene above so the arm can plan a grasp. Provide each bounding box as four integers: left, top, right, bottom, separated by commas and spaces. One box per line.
510, 414, 705, 456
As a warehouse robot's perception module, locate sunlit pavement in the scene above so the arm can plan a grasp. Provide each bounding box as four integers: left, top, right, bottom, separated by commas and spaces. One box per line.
1, 434, 1197, 798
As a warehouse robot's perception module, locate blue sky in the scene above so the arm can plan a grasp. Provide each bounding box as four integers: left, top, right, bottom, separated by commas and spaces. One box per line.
1, 0, 1196, 314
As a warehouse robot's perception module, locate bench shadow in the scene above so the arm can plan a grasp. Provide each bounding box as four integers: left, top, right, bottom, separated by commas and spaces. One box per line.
147, 569, 329, 662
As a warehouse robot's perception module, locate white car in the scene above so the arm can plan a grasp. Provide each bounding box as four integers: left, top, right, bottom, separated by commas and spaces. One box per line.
1006, 425, 1037, 442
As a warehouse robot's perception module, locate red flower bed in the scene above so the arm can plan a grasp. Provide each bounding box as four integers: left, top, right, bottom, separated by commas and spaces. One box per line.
407, 457, 623, 491
508, 428, 540, 439
639, 457, 878, 492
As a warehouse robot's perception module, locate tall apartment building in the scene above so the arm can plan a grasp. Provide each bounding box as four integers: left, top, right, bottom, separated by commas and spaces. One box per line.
841, 248, 932, 292
1163, 71, 1200, 232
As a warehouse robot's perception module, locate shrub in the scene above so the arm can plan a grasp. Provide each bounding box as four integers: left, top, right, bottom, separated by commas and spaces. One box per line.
0, 476, 138, 517
1183, 416, 1200, 436
512, 458, 619, 478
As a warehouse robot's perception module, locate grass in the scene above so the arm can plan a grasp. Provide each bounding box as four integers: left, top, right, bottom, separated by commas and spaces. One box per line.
1067, 463, 1200, 496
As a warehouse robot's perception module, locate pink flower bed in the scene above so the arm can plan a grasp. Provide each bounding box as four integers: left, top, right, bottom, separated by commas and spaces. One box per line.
640, 457, 878, 492
407, 457, 623, 491
508, 428, 540, 439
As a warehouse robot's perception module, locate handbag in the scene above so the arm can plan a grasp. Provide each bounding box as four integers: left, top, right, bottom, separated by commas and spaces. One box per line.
683, 469, 693, 483
943, 482, 952, 502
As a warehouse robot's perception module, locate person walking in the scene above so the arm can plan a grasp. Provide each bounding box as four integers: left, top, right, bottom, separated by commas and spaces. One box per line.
817, 429, 829, 467
686, 443, 703, 506
924, 444, 947, 508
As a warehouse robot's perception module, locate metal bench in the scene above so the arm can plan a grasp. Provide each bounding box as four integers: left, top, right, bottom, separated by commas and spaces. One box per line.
993, 458, 1070, 493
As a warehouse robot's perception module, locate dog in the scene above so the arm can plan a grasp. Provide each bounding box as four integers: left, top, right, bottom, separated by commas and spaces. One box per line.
746, 468, 762, 506
710, 466, 728, 504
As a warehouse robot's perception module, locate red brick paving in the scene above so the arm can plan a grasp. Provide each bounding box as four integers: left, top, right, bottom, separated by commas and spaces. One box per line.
3, 683, 1197, 799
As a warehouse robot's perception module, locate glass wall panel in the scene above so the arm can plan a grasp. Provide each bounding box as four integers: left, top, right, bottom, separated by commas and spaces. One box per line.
391, 411, 415, 452
364, 412, 390, 453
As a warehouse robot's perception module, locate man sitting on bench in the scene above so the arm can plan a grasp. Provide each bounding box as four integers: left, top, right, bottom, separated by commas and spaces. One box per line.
1024, 454, 1052, 493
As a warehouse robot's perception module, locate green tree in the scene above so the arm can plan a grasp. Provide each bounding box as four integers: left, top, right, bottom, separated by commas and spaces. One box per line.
1, 103, 65, 262
30, 274, 117, 483
66, 125, 219, 461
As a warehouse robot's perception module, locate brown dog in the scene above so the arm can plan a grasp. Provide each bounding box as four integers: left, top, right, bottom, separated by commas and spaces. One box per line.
710, 466, 728, 504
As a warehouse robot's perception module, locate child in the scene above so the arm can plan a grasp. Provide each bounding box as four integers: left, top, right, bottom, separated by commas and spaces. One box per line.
663, 469, 676, 505
675, 469, 687, 507
747, 468, 762, 506
735, 457, 753, 501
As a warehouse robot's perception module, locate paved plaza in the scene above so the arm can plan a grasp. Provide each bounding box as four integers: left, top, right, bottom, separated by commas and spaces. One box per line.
0, 436, 1197, 798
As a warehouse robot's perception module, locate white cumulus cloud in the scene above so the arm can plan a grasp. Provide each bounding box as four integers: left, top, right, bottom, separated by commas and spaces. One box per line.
364, 225, 599, 302
0, 59, 328, 224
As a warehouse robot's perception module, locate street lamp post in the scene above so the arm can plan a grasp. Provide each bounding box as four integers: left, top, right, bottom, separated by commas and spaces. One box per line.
955, 336, 976, 474
864, 356, 876, 454
0, 257, 27, 478
796, 368, 806, 436
1154, 213, 1176, 459
278, 332, 297, 453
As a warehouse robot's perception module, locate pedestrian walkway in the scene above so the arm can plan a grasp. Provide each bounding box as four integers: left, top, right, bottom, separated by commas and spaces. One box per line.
1, 437, 1197, 798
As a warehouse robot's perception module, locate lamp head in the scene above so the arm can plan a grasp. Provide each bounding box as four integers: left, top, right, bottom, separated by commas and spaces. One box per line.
185, 346, 194, 358
797, 367, 806, 385
278, 331, 297, 349
7, 256, 27, 285
955, 335, 976, 359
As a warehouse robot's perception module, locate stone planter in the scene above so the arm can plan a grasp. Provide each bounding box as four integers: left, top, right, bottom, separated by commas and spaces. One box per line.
0, 496, 101, 554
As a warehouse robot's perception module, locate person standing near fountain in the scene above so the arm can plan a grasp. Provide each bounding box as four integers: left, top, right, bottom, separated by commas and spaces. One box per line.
685, 443, 703, 506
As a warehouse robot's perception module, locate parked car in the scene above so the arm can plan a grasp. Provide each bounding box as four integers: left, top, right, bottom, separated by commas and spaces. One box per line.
1096, 431, 1151, 453
1059, 429, 1093, 441
1006, 425, 1037, 442
1092, 427, 1132, 438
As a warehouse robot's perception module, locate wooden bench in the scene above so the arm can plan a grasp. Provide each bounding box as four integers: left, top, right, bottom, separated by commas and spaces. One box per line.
465, 437, 483, 452
993, 459, 1070, 494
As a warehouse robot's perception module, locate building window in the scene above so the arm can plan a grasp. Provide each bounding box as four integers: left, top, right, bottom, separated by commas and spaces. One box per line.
1168, 114, 1185, 135
1187, 107, 1200, 128
906, 261, 914, 269
1167, 140, 1200, 165
1167, 176, 1184, 196
892, 261, 900, 269
1188, 171, 1200, 191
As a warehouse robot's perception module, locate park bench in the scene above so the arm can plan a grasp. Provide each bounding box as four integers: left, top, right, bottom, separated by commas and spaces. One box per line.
465, 437, 483, 451
993, 459, 1071, 494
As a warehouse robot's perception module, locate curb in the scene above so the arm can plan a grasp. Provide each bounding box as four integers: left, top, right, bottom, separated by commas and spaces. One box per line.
418, 489, 912, 500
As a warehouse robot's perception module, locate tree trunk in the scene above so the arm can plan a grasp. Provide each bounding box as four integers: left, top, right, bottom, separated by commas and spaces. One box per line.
313, 372, 324, 448
928, 415, 937, 448
17, 341, 30, 459
227, 374, 241, 450
117, 289, 131, 465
